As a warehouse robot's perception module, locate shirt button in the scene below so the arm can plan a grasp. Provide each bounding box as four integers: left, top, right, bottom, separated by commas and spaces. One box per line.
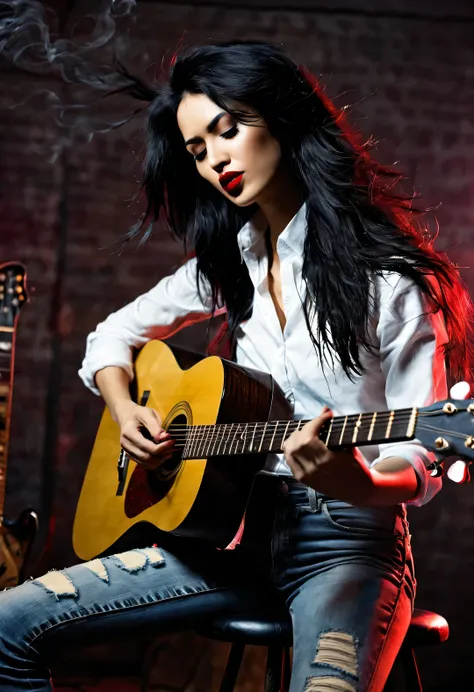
280, 481, 289, 496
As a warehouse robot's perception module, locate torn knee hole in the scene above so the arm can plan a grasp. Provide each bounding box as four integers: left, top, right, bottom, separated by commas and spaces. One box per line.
82, 546, 165, 582
83, 559, 109, 582
113, 546, 165, 573
305, 676, 357, 691
32, 571, 77, 599
32, 547, 165, 600
313, 630, 358, 678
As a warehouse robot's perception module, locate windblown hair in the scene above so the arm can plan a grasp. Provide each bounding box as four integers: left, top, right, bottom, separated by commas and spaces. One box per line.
114, 40, 472, 383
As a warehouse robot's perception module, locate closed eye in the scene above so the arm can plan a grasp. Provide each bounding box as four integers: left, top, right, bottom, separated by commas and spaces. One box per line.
193, 125, 240, 162
221, 125, 239, 140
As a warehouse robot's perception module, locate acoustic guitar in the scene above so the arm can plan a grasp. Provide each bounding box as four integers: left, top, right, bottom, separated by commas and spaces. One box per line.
0, 263, 39, 587
73, 339, 474, 561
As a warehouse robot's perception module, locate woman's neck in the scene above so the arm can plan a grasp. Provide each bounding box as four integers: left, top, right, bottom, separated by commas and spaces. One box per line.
255, 167, 304, 251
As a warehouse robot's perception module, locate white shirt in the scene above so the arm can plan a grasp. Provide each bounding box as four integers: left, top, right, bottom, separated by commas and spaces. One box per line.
79, 204, 448, 506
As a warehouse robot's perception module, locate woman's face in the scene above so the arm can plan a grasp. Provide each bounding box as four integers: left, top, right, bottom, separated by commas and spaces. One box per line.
177, 92, 282, 207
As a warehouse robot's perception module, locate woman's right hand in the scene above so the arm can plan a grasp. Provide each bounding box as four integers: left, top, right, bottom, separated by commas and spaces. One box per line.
114, 400, 175, 470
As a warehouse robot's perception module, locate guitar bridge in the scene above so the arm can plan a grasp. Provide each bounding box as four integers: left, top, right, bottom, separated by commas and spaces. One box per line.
116, 391, 150, 496
116, 448, 130, 496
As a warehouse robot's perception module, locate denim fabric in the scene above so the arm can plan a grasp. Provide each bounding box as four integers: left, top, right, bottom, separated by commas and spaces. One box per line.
0, 477, 415, 692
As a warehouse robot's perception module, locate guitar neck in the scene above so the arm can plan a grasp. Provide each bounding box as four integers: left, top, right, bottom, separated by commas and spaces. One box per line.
177, 407, 417, 460
0, 329, 14, 519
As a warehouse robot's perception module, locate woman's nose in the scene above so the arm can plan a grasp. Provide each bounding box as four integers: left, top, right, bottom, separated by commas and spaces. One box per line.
208, 144, 230, 174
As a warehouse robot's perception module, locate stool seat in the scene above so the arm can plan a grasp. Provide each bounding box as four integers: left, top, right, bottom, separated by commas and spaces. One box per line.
197, 607, 448, 649
405, 608, 449, 646
197, 610, 293, 647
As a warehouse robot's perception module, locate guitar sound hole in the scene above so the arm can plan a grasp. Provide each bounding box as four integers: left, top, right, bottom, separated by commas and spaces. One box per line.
124, 413, 187, 518
148, 450, 183, 494
153, 450, 183, 482
153, 412, 186, 481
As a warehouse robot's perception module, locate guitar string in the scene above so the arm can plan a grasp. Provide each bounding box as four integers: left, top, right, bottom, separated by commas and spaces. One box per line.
165, 410, 414, 434
165, 418, 410, 439
165, 408, 412, 430
160, 409, 463, 447
163, 423, 471, 458
123, 398, 469, 454
175, 424, 471, 456
164, 412, 413, 438
165, 423, 415, 445
165, 423, 415, 446
161, 407, 468, 431
414, 422, 472, 441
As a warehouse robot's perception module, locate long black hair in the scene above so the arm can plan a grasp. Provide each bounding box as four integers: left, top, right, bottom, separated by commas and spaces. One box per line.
114, 40, 472, 383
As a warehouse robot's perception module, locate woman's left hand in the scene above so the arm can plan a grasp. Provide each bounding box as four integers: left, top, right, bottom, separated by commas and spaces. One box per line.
282, 407, 376, 505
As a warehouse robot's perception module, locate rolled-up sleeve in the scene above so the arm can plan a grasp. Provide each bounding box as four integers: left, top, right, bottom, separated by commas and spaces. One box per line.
372, 273, 449, 506
78, 257, 215, 396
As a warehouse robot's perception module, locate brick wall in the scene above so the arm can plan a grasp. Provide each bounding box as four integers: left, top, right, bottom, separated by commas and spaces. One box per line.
1, 1, 474, 689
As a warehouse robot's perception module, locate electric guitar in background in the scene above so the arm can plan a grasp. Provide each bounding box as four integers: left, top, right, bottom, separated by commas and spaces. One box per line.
0, 263, 38, 587
73, 339, 474, 561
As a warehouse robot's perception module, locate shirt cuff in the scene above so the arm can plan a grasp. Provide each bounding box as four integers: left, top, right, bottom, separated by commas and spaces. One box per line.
371, 442, 442, 506
78, 344, 135, 396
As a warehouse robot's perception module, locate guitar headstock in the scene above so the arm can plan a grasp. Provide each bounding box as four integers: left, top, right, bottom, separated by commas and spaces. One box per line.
417, 399, 474, 463
0, 263, 28, 328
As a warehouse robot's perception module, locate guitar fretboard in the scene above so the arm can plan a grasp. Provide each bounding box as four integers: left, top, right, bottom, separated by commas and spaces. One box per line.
0, 332, 13, 381
170, 407, 417, 460
0, 331, 14, 517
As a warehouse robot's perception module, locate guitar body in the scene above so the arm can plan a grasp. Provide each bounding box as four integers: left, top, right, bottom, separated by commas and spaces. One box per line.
73, 341, 291, 561
0, 509, 39, 588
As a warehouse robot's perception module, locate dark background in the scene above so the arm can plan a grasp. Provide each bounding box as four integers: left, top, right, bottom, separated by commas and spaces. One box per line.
1, 0, 474, 689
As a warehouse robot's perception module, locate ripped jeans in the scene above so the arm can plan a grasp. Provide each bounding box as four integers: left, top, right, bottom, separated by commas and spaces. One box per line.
0, 477, 415, 692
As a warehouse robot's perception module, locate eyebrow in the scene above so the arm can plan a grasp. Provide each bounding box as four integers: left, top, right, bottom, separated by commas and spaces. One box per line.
184, 111, 227, 146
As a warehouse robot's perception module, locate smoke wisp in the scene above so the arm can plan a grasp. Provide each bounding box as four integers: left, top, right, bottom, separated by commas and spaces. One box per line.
0, 0, 143, 159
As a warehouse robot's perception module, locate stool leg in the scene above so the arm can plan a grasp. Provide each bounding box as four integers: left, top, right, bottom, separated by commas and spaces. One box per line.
264, 646, 284, 692
385, 642, 423, 692
220, 642, 245, 692
401, 645, 423, 692
282, 647, 291, 691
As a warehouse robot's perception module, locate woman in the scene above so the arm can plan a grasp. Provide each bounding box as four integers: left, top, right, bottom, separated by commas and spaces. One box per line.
0, 41, 471, 692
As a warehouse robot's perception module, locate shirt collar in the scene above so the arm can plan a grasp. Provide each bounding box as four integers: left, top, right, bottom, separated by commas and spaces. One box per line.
237, 202, 307, 260
277, 202, 307, 258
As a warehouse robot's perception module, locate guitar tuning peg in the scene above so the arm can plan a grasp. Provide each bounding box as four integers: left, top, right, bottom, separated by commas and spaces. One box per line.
449, 381, 471, 400
446, 460, 472, 484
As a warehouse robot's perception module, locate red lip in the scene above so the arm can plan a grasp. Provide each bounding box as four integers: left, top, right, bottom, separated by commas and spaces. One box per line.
219, 171, 244, 190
